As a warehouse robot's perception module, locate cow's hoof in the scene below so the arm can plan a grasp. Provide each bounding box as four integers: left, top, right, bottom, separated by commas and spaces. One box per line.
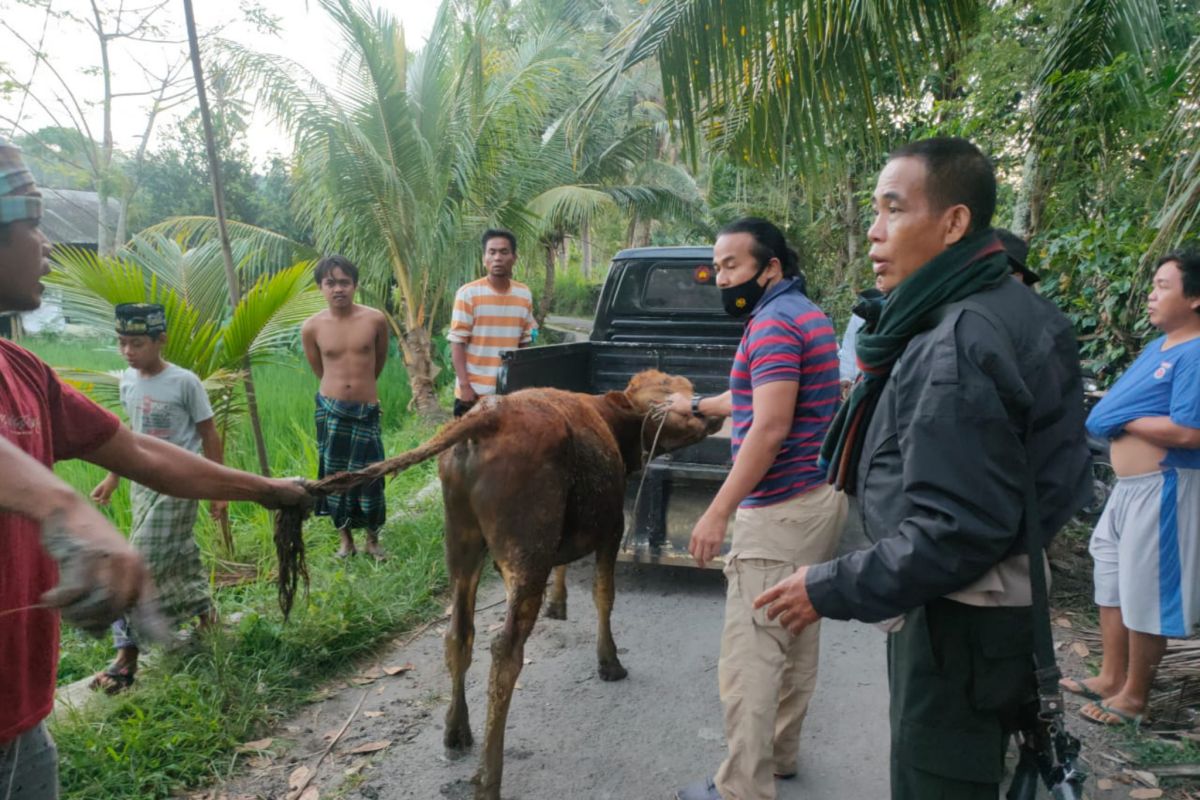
444, 727, 473, 752
544, 600, 567, 620
598, 660, 628, 682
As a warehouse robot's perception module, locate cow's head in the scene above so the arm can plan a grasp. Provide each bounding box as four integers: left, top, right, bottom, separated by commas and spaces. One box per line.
622, 370, 723, 455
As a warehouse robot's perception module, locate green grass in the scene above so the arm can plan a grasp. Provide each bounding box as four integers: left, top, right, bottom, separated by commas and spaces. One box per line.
18, 335, 454, 799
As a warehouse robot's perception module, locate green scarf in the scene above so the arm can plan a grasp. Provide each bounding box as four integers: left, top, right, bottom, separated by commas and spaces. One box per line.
822, 229, 1010, 494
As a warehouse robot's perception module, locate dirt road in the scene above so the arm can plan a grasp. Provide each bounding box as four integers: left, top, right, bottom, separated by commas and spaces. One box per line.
207, 521, 891, 800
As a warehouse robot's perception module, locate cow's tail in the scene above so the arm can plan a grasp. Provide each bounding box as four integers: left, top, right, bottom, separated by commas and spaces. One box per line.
274, 407, 501, 620
311, 405, 501, 495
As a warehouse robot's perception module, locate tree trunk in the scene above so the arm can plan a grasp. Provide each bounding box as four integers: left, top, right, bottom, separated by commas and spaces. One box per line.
1011, 147, 1039, 238
629, 216, 652, 248
398, 326, 443, 417
580, 217, 593, 279
842, 177, 860, 291
184, 0, 271, 477
115, 195, 129, 251
538, 241, 556, 327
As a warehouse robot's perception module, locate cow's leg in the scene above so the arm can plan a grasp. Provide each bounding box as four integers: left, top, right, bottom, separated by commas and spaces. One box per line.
544, 564, 568, 619
593, 538, 628, 681
473, 571, 547, 800
443, 530, 486, 753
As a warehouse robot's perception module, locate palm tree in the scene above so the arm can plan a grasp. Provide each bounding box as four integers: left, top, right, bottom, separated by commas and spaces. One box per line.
1012, 0, 1164, 236
584, 0, 978, 170
47, 233, 324, 432
1154, 37, 1200, 251
219, 0, 586, 415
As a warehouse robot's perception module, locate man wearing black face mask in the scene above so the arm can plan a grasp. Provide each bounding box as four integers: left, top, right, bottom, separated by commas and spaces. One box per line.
668, 218, 846, 800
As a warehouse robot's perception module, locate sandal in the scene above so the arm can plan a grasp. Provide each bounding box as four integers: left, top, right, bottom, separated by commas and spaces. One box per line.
1059, 676, 1103, 702
1079, 701, 1144, 728
88, 663, 137, 695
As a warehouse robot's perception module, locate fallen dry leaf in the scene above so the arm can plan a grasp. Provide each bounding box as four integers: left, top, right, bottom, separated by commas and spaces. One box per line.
1097, 778, 1115, 790
383, 663, 414, 676
1070, 641, 1090, 658
345, 740, 392, 755
321, 728, 340, 741
1129, 789, 1163, 799
1054, 616, 1073, 628
298, 788, 319, 800
287, 765, 312, 794
247, 756, 272, 770
236, 737, 274, 752
364, 710, 385, 719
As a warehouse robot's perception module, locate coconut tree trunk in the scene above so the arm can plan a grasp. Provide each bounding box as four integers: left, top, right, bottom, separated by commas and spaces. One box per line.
183, 0, 271, 477
539, 239, 556, 327
398, 326, 442, 416
1012, 147, 1040, 238
842, 177, 860, 291
580, 217, 593, 279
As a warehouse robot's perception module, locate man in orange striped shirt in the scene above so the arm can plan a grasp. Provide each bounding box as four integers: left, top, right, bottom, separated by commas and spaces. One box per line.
448, 229, 537, 417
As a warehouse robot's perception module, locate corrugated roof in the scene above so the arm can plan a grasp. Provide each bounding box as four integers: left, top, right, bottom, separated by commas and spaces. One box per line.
40, 188, 119, 247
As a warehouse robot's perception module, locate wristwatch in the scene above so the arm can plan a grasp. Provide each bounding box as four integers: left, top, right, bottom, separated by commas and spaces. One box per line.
691, 394, 704, 417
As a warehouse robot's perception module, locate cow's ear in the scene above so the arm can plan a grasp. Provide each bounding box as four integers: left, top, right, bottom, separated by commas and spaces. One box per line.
604, 391, 635, 411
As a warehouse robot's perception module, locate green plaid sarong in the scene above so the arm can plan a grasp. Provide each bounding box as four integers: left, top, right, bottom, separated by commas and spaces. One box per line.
314, 393, 386, 531
116, 484, 209, 646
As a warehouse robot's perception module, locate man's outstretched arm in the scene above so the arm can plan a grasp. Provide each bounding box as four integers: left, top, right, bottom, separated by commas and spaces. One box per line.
84, 426, 309, 508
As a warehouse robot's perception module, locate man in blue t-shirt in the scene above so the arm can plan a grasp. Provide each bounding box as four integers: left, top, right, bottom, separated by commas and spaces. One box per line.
668, 218, 845, 800
1061, 252, 1200, 728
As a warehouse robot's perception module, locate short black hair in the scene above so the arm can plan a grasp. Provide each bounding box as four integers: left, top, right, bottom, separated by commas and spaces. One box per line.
716, 216, 803, 279
314, 255, 358, 285
889, 137, 996, 233
1158, 251, 1200, 314
481, 228, 517, 254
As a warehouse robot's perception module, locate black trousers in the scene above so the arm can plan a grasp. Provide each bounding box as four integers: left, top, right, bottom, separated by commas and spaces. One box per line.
888, 598, 1035, 800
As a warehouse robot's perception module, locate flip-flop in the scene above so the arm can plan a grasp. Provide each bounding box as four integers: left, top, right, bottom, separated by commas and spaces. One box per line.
1079, 701, 1144, 728
1059, 676, 1103, 702
88, 663, 136, 695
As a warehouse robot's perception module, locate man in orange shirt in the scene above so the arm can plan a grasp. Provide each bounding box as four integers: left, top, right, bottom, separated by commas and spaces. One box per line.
448, 229, 537, 417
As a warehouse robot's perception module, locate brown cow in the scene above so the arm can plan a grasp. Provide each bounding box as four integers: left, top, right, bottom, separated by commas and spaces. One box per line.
339, 370, 719, 799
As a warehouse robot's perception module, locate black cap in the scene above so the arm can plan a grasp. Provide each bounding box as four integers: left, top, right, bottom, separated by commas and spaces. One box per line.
995, 228, 1040, 286
115, 303, 167, 336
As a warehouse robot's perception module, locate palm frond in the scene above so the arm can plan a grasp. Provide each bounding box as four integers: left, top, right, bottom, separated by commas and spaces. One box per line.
581, 0, 978, 167
1031, 0, 1164, 132
1152, 37, 1200, 251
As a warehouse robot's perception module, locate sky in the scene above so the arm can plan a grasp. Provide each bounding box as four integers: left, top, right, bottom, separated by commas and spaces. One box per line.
0, 0, 440, 164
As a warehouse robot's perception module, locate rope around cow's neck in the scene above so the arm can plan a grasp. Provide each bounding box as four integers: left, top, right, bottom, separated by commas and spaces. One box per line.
626, 403, 671, 553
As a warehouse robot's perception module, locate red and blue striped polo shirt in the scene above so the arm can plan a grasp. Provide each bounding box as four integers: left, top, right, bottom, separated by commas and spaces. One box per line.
730, 277, 840, 508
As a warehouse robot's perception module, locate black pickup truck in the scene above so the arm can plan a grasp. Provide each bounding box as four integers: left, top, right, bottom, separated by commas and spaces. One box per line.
497, 246, 741, 568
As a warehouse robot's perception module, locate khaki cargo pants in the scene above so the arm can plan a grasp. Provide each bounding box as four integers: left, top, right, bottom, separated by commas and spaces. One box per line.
714, 483, 847, 800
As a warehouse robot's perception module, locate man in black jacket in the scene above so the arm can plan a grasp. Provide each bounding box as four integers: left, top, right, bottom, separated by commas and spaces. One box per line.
754, 138, 1092, 799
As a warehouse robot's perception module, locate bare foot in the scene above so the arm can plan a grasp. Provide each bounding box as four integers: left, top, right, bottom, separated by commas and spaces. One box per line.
336, 529, 357, 558
364, 537, 388, 562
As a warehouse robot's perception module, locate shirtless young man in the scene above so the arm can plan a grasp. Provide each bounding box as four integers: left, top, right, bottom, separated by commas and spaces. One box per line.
301, 255, 391, 559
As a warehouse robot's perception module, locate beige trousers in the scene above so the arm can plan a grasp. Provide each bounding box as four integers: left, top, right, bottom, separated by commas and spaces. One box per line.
713, 483, 848, 800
